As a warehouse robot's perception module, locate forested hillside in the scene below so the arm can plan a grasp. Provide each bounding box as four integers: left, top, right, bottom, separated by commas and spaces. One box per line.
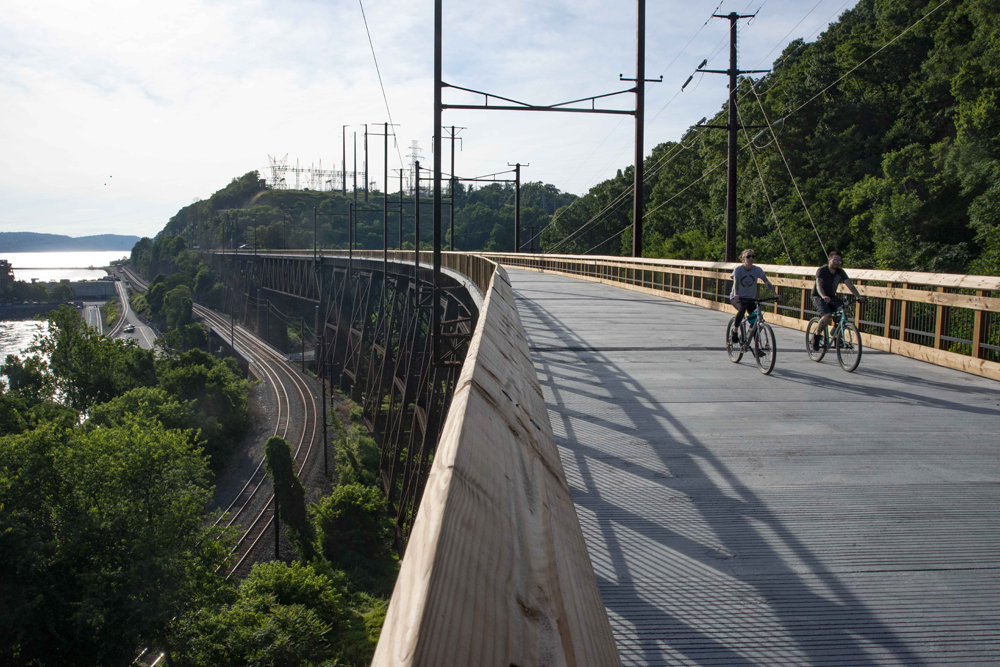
158, 171, 575, 254
542, 0, 1000, 275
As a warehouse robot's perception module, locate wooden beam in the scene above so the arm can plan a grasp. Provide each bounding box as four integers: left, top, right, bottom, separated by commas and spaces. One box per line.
972, 289, 984, 359
934, 287, 944, 350
372, 266, 621, 667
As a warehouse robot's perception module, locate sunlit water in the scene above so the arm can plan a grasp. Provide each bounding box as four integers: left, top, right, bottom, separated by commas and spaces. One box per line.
1, 251, 129, 282
0, 320, 47, 363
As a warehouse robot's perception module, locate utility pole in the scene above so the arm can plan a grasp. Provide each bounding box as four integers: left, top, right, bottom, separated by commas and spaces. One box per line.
433, 0, 442, 364
353, 132, 358, 203
321, 347, 327, 476
525, 225, 540, 253
633, 0, 645, 257
445, 126, 465, 251
697, 12, 769, 262
393, 168, 406, 249
274, 497, 279, 560
414, 160, 421, 272
342, 125, 349, 196
371, 122, 399, 274
364, 124, 369, 203
508, 163, 528, 252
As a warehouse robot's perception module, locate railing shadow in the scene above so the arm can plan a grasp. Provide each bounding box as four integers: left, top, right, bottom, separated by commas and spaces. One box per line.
514, 283, 926, 666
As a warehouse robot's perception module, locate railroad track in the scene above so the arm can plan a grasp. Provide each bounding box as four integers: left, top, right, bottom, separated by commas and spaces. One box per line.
120, 267, 321, 576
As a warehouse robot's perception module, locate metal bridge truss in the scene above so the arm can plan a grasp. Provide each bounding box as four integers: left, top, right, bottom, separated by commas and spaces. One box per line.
211, 252, 477, 548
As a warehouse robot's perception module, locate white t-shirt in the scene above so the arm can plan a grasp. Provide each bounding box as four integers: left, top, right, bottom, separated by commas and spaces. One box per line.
731, 265, 767, 300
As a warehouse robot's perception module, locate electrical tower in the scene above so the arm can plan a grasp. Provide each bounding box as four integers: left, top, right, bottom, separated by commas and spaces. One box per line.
267, 154, 289, 190
407, 141, 424, 194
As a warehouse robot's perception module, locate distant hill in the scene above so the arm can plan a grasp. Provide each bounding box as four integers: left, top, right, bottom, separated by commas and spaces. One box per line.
0, 232, 141, 252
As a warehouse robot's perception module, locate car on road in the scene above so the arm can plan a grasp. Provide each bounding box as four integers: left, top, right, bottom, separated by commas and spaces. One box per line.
123, 324, 135, 333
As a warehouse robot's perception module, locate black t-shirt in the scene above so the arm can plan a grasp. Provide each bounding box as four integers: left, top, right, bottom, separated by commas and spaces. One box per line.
812, 265, 849, 298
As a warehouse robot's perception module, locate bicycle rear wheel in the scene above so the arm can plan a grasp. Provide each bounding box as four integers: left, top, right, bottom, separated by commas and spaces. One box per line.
806, 317, 827, 362
726, 318, 743, 363
755, 323, 777, 375
837, 322, 863, 372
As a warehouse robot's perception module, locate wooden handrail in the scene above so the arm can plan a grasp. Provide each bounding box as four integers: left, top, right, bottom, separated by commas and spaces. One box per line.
479, 251, 1000, 291
372, 264, 621, 667
482, 252, 1000, 382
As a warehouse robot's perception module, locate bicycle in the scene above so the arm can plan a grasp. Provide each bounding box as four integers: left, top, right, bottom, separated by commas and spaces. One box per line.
805, 297, 863, 372
726, 297, 779, 375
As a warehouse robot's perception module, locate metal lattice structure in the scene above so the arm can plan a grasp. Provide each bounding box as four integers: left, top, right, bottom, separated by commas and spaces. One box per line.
210, 251, 477, 547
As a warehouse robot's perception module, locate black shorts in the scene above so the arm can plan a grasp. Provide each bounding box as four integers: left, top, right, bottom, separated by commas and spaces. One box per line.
812, 295, 843, 316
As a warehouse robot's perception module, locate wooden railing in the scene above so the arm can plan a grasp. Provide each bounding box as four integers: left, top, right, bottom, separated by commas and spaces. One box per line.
482, 252, 1000, 381
371, 261, 621, 667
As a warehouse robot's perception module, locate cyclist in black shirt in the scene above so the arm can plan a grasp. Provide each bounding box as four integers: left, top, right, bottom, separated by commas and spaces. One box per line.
812, 250, 865, 350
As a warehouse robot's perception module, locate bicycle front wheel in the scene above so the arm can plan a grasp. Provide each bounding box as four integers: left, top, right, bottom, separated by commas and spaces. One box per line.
726, 318, 743, 363
806, 317, 827, 362
755, 323, 777, 375
837, 322, 863, 372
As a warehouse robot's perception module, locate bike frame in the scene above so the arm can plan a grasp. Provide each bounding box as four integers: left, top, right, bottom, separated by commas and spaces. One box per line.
817, 299, 855, 346
736, 298, 775, 351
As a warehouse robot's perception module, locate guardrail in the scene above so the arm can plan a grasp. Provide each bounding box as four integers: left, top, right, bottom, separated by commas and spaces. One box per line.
369, 260, 621, 666
481, 252, 1000, 381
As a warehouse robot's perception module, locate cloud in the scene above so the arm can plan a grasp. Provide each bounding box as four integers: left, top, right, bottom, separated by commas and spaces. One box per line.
1, 0, 860, 237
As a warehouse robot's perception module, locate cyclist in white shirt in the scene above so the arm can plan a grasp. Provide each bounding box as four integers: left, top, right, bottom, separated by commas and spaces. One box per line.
730, 248, 776, 344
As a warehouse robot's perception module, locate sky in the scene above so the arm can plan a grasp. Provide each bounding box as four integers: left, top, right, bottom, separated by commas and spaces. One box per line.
1, 0, 861, 239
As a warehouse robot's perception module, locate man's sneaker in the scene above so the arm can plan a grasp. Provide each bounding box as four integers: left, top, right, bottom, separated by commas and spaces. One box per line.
812, 335, 822, 351
731, 330, 740, 344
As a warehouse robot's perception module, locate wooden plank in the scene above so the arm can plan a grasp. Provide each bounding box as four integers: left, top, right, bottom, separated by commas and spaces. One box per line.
372, 266, 621, 667
899, 284, 909, 342
934, 287, 944, 350
972, 290, 984, 359
884, 285, 894, 340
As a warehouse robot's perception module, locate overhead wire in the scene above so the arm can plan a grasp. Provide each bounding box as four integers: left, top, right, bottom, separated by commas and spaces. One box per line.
543, 0, 808, 254
358, 0, 405, 169
736, 102, 794, 263
746, 77, 826, 255
552, 0, 945, 259
525, 0, 862, 256
519, 1, 741, 253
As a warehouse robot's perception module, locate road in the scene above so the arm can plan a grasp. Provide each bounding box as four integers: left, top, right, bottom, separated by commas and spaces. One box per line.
107, 270, 156, 349
82, 302, 104, 335
510, 268, 1000, 666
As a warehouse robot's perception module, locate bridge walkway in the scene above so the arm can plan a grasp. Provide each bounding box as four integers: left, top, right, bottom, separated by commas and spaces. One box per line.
509, 268, 1000, 666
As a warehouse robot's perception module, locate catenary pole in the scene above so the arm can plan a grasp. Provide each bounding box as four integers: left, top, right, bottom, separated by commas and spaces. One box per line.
632, 0, 646, 257
433, 0, 442, 361
342, 125, 348, 195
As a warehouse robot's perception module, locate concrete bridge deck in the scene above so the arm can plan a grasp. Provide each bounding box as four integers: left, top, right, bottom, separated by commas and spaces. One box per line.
509, 268, 1000, 666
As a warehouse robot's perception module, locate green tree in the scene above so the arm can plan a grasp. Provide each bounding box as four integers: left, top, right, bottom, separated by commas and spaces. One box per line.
0, 419, 232, 666
29, 306, 156, 412
168, 561, 345, 667
265, 436, 317, 561
311, 484, 395, 590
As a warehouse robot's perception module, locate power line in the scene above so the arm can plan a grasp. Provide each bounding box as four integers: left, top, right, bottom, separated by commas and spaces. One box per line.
736, 102, 794, 263
358, 0, 405, 169
781, 0, 952, 122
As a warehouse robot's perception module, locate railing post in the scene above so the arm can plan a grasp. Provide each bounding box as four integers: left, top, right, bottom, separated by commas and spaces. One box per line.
800, 286, 807, 321
899, 283, 909, 342
934, 287, 944, 350
884, 283, 894, 339
972, 289, 984, 359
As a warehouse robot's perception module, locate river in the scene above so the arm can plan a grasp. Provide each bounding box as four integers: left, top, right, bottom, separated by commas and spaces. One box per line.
1, 250, 127, 361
